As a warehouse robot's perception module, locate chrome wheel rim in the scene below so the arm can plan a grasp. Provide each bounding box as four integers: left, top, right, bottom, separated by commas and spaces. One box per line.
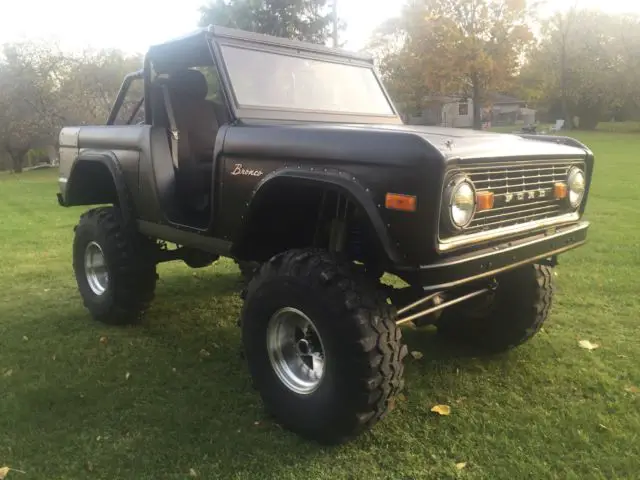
266, 307, 326, 395
84, 241, 109, 295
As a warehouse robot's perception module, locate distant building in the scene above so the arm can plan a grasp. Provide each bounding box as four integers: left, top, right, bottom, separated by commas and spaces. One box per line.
406, 94, 535, 128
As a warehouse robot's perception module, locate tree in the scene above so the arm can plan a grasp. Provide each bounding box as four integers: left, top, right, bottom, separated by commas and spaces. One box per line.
0, 42, 63, 172
57, 49, 143, 126
523, 10, 640, 130
0, 42, 143, 172
368, 19, 428, 117
370, 0, 534, 129
199, 0, 334, 44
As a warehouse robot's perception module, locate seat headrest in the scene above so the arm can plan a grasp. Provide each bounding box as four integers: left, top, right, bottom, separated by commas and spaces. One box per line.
168, 69, 208, 100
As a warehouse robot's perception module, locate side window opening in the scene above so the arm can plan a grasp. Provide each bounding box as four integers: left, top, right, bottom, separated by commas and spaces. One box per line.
114, 78, 145, 125
195, 65, 221, 102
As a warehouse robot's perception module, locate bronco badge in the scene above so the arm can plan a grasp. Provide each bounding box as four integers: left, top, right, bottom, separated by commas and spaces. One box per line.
230, 163, 264, 177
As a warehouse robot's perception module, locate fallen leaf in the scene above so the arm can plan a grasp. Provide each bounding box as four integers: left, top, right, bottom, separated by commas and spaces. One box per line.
189, 468, 198, 477
410, 351, 424, 360
52, 355, 56, 361
99, 336, 108, 345
455, 462, 467, 470
22, 336, 28, 342
253, 421, 260, 426
598, 424, 609, 430
44, 288, 50, 292
96, 436, 102, 441
85, 460, 93, 472
431, 404, 451, 416
3, 369, 12, 378
388, 397, 396, 412
0, 467, 25, 478
578, 340, 599, 350
125, 372, 131, 380
199, 349, 211, 358
397, 393, 407, 402
625, 386, 640, 394
172, 368, 177, 373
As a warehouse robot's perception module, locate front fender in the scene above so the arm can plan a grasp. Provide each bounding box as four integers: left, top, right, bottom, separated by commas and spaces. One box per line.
240, 168, 402, 265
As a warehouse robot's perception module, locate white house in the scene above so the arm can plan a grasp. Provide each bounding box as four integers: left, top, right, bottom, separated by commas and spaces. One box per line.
407, 94, 535, 128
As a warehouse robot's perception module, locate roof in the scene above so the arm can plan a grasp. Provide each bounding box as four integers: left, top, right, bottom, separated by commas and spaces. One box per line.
147, 29, 211, 72
490, 93, 525, 105
147, 25, 373, 72
424, 93, 526, 105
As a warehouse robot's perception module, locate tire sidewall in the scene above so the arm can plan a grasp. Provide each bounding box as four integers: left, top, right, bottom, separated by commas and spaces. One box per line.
242, 277, 361, 436
73, 216, 118, 317
438, 264, 553, 352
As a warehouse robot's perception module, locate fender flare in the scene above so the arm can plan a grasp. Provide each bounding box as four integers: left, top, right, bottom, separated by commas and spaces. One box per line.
242, 168, 402, 265
64, 151, 136, 227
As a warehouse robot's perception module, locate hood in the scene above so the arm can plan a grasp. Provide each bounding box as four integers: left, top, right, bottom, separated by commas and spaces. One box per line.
227, 121, 588, 168
341, 124, 589, 160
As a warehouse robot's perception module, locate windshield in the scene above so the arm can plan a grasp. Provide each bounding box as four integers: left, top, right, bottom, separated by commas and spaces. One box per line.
220, 45, 395, 117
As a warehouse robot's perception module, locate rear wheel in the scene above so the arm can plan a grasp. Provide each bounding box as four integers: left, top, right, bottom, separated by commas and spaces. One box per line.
437, 263, 554, 353
241, 249, 407, 444
73, 207, 157, 325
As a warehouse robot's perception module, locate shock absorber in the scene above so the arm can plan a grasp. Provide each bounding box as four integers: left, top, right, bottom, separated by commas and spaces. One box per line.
347, 221, 364, 259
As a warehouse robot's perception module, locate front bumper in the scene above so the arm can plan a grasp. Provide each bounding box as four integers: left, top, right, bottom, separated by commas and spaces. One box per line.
398, 221, 589, 291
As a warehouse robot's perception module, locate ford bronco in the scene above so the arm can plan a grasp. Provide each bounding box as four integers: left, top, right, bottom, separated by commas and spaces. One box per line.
57, 25, 593, 444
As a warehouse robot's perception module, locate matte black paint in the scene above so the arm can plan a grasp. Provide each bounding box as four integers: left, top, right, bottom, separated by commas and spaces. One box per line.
59, 25, 594, 290
64, 151, 137, 227
219, 122, 592, 264
396, 222, 589, 290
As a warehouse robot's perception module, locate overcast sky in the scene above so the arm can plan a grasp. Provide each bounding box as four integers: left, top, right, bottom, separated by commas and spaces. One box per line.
0, 0, 639, 54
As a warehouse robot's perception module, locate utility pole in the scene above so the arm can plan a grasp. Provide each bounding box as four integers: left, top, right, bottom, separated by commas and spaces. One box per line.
332, 0, 338, 47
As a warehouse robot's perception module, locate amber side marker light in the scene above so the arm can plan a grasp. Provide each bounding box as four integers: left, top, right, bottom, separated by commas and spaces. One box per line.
385, 193, 417, 212
554, 182, 568, 200
476, 191, 495, 211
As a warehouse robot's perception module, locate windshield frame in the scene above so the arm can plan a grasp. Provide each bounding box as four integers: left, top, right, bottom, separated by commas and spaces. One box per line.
208, 29, 402, 125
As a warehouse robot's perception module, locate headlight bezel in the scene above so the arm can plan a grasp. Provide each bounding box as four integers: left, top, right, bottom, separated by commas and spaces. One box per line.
567, 166, 586, 209
443, 174, 477, 230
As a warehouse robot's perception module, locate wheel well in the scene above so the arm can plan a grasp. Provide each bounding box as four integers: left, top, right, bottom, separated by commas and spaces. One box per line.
67, 161, 119, 206
232, 179, 387, 267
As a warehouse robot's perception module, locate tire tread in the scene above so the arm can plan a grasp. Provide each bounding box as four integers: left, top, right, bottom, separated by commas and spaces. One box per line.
244, 248, 407, 442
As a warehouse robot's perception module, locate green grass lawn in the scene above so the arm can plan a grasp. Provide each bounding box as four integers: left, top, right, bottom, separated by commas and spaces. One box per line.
1, 130, 639, 479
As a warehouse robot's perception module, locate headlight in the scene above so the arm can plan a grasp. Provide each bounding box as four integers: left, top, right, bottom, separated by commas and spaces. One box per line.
447, 177, 476, 228
567, 167, 586, 208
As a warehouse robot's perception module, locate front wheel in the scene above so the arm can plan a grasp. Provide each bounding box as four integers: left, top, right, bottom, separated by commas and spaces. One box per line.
73, 207, 157, 325
241, 249, 407, 444
437, 263, 554, 353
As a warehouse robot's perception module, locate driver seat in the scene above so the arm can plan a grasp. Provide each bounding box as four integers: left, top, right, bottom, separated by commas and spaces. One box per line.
163, 69, 219, 210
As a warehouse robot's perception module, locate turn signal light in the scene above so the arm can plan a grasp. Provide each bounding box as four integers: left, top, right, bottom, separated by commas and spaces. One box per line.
476, 191, 495, 211
554, 182, 568, 200
385, 193, 417, 212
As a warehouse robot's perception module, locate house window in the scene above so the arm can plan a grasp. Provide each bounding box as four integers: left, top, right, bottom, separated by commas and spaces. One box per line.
458, 102, 469, 116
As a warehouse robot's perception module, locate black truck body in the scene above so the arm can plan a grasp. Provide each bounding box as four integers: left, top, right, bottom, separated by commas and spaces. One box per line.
56, 26, 593, 444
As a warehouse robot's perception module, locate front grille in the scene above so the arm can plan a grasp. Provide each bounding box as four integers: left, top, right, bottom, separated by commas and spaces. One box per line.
443, 159, 585, 238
